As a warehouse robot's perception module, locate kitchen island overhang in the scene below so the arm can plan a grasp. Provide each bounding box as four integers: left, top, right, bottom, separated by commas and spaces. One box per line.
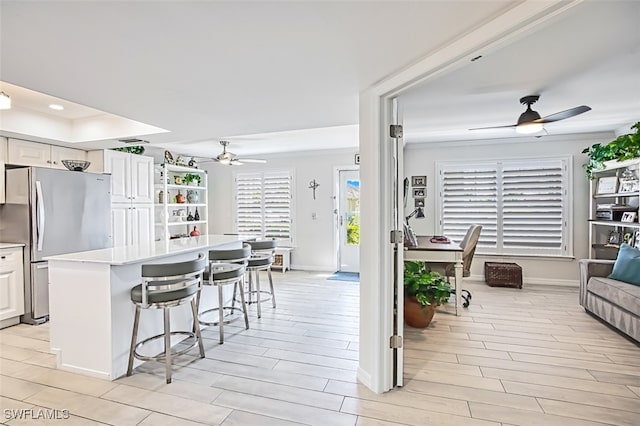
45, 234, 245, 380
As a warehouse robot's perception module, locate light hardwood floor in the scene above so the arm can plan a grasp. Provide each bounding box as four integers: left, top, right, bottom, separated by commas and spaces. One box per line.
0, 271, 638, 425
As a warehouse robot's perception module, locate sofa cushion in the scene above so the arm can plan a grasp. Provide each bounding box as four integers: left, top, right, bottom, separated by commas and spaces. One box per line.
587, 276, 640, 315
609, 243, 640, 286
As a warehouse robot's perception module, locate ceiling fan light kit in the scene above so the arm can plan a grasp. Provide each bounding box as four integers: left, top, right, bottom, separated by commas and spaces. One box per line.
213, 141, 266, 166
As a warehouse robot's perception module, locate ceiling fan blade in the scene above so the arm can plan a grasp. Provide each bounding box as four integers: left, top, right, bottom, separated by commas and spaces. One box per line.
229, 160, 244, 166
536, 105, 591, 123
469, 124, 517, 131
239, 158, 267, 164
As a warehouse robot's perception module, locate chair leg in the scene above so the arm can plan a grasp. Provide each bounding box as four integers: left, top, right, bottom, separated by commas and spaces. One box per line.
255, 270, 262, 318
231, 280, 238, 311
238, 277, 250, 330
163, 308, 172, 384
268, 268, 276, 308
127, 305, 141, 377
248, 271, 254, 304
218, 284, 224, 344
190, 299, 205, 358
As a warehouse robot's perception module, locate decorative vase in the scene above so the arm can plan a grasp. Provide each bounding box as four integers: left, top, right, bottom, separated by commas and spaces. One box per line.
190, 226, 200, 237
194, 208, 200, 221
403, 296, 436, 328
176, 190, 185, 204
187, 190, 199, 204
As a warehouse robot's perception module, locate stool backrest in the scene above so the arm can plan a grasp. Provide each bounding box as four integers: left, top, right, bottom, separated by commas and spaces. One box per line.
209, 243, 251, 264
140, 254, 207, 307
248, 239, 277, 253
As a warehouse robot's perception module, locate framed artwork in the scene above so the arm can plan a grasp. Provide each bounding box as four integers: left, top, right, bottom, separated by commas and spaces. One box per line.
619, 180, 639, 193
596, 176, 618, 194
634, 231, 640, 249
414, 198, 425, 208
412, 188, 425, 198
607, 230, 622, 245
621, 212, 637, 223
412, 176, 426, 187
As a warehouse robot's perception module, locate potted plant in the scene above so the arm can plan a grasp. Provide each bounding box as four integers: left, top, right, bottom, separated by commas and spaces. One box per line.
404, 261, 453, 328
582, 121, 640, 179
183, 173, 201, 186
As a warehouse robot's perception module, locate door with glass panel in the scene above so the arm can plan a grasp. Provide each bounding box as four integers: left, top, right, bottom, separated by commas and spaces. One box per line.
338, 170, 360, 272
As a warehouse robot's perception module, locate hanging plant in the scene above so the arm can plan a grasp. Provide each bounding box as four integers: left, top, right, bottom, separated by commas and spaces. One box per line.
112, 145, 145, 155
582, 122, 640, 179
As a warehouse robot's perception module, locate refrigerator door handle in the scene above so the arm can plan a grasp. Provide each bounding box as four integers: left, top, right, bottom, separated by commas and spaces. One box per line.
36, 181, 45, 251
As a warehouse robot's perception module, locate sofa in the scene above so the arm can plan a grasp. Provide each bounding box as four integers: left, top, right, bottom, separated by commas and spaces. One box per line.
579, 258, 640, 343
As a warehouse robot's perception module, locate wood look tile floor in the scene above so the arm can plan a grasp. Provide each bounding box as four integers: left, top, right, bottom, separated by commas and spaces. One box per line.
1, 271, 638, 425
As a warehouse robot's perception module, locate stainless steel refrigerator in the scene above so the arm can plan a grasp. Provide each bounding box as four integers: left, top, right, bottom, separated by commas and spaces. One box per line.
0, 167, 112, 324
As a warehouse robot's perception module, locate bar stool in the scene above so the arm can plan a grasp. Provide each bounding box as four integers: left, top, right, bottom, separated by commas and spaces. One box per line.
246, 239, 277, 318
198, 244, 251, 344
127, 255, 207, 384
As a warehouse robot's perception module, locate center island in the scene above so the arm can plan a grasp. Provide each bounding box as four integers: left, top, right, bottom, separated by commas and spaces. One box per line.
45, 234, 245, 380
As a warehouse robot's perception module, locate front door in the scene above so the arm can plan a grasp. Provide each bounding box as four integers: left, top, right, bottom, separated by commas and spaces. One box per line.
338, 170, 360, 272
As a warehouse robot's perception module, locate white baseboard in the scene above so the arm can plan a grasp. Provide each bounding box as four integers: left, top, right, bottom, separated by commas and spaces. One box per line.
467, 274, 578, 287
290, 264, 335, 272
357, 367, 373, 391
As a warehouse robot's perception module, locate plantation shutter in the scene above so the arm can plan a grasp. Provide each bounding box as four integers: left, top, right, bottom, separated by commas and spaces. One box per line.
235, 170, 293, 243
437, 158, 569, 257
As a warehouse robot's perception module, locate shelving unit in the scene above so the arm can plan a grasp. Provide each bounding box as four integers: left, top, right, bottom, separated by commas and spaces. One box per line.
154, 163, 208, 241
588, 158, 640, 259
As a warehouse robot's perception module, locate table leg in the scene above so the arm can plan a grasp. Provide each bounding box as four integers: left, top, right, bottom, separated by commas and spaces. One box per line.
454, 256, 463, 316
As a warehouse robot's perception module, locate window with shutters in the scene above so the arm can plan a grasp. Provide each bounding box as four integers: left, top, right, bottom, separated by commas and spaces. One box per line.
436, 157, 571, 257
234, 170, 294, 245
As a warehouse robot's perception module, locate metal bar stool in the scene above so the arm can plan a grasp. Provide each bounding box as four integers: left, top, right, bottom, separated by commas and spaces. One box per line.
246, 239, 277, 318
127, 255, 207, 384
198, 244, 251, 344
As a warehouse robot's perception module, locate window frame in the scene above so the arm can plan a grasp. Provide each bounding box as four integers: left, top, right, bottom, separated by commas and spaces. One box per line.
435, 156, 573, 258
233, 169, 295, 246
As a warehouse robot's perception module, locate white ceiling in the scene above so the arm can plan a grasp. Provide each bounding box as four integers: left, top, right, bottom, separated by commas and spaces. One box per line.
0, 1, 638, 157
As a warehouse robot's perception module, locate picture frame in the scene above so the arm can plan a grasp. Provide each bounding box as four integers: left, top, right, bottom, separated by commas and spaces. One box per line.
596, 176, 618, 194
607, 230, 622, 245
634, 231, 640, 249
621, 212, 637, 223
619, 180, 639, 193
414, 198, 425, 208
412, 188, 425, 198
411, 176, 426, 187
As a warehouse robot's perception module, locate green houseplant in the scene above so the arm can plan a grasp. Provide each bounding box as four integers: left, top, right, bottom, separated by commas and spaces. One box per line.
183, 173, 201, 186
404, 261, 453, 328
582, 121, 640, 179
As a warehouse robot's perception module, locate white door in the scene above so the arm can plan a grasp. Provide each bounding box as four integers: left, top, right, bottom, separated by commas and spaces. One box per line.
338, 170, 360, 272
131, 203, 155, 245
111, 204, 131, 247
130, 155, 154, 203
105, 151, 131, 203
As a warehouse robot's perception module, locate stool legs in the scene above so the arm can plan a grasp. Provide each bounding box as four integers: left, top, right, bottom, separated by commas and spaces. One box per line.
164, 308, 172, 384
237, 280, 250, 330
127, 305, 142, 377
255, 270, 262, 318
268, 269, 276, 308
218, 283, 224, 344
190, 299, 205, 358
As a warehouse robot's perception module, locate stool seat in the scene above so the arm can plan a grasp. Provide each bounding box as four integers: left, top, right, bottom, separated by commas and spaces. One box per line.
130, 284, 198, 305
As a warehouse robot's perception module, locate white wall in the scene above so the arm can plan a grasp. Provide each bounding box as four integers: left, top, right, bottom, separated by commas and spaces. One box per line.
403, 132, 614, 286
204, 149, 359, 271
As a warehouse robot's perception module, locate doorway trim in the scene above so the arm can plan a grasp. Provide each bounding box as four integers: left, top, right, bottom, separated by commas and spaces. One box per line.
334, 165, 360, 273
357, 0, 583, 393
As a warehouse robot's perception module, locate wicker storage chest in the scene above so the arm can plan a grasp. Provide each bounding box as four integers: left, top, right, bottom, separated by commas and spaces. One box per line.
484, 262, 522, 288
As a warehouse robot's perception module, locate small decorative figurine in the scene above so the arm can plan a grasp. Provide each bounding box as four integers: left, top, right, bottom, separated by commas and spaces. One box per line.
308, 179, 320, 200
194, 208, 200, 221
190, 226, 200, 237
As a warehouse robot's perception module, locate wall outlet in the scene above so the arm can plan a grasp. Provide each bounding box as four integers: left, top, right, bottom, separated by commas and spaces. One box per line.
312, 212, 317, 220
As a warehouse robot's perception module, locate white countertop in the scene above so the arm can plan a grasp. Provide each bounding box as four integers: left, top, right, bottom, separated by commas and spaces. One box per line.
44, 234, 244, 265
0, 243, 26, 249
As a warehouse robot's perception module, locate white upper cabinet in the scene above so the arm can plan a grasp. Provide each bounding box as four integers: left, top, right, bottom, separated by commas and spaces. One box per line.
0, 137, 6, 204
90, 150, 154, 204
7, 139, 87, 169
130, 155, 154, 203
105, 151, 131, 203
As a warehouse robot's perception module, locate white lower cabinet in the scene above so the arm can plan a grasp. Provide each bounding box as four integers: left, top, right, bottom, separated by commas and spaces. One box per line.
112, 203, 154, 247
0, 247, 24, 326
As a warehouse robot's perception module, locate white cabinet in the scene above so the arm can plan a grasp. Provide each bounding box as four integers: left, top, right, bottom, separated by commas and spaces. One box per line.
111, 203, 154, 247
0, 137, 6, 204
589, 158, 640, 259
154, 163, 208, 241
0, 246, 25, 327
88, 149, 155, 247
7, 138, 86, 169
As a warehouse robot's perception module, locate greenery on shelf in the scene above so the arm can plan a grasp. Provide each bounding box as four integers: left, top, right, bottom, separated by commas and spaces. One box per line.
404, 261, 453, 307
183, 173, 201, 185
111, 145, 145, 155
582, 121, 640, 179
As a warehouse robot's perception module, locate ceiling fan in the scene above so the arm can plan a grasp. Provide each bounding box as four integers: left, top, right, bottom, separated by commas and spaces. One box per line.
211, 141, 266, 165
470, 95, 591, 134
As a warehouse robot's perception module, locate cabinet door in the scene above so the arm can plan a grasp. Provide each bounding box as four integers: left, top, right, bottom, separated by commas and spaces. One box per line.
104, 151, 131, 203
131, 203, 155, 245
7, 139, 51, 167
0, 137, 6, 204
130, 155, 154, 203
0, 248, 25, 321
111, 204, 132, 247
50, 146, 87, 170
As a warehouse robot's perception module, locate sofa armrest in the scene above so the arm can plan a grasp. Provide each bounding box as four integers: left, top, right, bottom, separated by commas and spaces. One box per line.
578, 259, 615, 307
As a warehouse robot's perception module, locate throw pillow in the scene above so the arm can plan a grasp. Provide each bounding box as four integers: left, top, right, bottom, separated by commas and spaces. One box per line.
608, 243, 640, 286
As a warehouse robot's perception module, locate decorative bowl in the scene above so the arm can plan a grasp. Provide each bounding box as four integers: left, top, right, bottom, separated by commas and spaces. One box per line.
61, 160, 91, 172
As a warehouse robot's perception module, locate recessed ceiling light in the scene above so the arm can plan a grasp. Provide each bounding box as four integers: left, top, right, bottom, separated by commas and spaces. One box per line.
49, 104, 64, 111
